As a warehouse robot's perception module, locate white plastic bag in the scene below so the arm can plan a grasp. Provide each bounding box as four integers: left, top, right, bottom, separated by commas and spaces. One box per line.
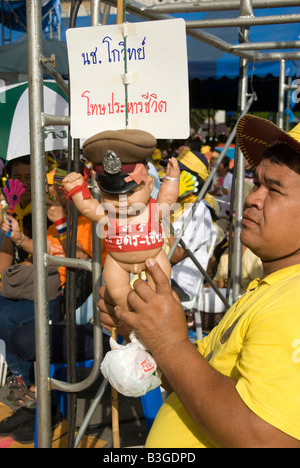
100, 333, 162, 397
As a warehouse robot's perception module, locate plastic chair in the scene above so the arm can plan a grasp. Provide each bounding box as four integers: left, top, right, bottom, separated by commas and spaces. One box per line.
181, 226, 217, 340
50, 359, 94, 416
0, 340, 7, 387
140, 387, 163, 431
198, 287, 232, 334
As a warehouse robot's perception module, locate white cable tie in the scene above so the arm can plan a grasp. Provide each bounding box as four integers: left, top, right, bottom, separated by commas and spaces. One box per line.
121, 23, 137, 37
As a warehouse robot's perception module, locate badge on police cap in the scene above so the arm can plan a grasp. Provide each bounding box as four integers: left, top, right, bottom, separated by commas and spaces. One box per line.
103, 150, 122, 175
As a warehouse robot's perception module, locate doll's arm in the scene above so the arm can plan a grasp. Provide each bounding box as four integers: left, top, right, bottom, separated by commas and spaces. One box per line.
62, 172, 106, 224
156, 157, 180, 219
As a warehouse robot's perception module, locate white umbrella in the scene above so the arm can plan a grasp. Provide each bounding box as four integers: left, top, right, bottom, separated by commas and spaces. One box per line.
0, 339, 7, 387
0, 80, 69, 161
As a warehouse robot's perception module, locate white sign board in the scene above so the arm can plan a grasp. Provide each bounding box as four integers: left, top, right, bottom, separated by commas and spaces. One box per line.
66, 19, 189, 139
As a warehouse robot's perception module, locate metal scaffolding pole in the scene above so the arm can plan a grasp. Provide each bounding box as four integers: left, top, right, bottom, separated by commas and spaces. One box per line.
26, 0, 104, 448
232, 35, 249, 302
144, 0, 300, 14
26, 0, 52, 448
25, 0, 300, 447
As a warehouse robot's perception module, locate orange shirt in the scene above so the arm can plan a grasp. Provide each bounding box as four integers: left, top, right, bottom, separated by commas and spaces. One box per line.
47, 216, 93, 286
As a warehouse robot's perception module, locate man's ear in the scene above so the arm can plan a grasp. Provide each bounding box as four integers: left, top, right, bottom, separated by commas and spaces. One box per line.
147, 174, 154, 193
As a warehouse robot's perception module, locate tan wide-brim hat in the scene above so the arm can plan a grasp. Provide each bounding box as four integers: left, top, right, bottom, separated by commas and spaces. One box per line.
236, 115, 300, 169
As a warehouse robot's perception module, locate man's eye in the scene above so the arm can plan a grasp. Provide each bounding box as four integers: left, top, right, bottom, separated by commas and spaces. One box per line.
269, 187, 280, 194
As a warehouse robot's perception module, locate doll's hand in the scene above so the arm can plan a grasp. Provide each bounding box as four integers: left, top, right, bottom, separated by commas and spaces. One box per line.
165, 157, 180, 179
46, 198, 66, 223
62, 172, 84, 193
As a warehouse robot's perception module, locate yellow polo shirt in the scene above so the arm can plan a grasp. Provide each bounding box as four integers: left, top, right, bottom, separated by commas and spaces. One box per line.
145, 264, 300, 448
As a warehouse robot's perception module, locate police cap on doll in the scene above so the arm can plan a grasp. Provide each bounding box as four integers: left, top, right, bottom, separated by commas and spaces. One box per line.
83, 129, 156, 194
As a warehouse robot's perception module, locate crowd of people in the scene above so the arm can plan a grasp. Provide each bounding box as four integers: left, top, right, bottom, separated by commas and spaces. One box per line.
0, 114, 299, 447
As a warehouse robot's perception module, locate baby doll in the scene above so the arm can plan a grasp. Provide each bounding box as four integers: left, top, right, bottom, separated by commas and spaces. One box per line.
62, 129, 180, 312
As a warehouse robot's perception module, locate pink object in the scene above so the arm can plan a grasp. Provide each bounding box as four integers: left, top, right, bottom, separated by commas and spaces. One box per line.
0, 436, 14, 448
124, 164, 148, 185
2, 179, 25, 210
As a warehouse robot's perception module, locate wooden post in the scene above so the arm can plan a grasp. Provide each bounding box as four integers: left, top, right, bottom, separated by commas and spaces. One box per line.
111, 327, 120, 448
117, 0, 123, 25
111, 0, 125, 449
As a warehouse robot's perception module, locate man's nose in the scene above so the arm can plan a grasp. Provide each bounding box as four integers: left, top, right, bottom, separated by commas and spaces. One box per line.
245, 187, 265, 211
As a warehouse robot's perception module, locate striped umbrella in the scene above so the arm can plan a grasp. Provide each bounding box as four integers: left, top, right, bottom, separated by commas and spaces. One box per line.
0, 80, 69, 161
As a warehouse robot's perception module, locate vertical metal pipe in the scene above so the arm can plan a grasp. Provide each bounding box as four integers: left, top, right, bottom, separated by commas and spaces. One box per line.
278, 59, 286, 129
26, 0, 52, 448
90, 0, 103, 372
232, 25, 249, 302
91, 0, 101, 26
102, 3, 111, 25
285, 77, 291, 132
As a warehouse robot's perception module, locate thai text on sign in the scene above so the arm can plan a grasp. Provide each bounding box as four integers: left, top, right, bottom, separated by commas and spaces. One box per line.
66, 19, 189, 139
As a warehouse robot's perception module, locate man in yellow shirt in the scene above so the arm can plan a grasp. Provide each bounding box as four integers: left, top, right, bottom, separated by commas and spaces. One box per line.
99, 115, 300, 448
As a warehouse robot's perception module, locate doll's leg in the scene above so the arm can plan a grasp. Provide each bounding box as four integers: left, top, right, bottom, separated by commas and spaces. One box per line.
145, 249, 171, 291
103, 254, 132, 311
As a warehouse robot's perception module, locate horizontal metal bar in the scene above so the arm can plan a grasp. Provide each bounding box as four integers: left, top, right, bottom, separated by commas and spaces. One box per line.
144, 0, 300, 14
286, 84, 299, 91
186, 14, 300, 29
187, 28, 255, 61
46, 254, 92, 271
233, 41, 300, 50
50, 350, 102, 392
42, 113, 70, 127
102, 0, 300, 62
254, 51, 300, 61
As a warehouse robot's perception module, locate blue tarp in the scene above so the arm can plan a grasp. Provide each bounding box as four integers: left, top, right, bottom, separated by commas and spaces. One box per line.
0, 0, 61, 37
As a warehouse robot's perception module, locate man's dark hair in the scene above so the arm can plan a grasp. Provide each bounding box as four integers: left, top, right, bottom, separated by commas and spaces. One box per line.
222, 156, 231, 169
5, 155, 31, 177
263, 143, 300, 175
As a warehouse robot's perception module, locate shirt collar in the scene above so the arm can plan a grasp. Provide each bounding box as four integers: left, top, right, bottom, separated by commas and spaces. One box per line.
247, 263, 300, 291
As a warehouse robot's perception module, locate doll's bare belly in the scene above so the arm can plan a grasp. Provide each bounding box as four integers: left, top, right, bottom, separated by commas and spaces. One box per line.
109, 247, 162, 274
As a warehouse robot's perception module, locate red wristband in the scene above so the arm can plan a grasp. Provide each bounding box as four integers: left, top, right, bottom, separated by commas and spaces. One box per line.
59, 166, 92, 200
54, 217, 67, 226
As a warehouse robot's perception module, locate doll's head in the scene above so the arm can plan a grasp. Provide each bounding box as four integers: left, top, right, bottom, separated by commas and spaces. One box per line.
83, 129, 156, 196
100, 171, 155, 217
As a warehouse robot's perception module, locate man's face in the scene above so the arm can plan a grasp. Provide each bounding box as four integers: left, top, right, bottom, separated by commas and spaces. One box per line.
241, 158, 300, 262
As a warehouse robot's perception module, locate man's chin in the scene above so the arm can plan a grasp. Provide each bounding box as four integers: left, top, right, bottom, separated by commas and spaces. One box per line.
240, 229, 250, 247
240, 230, 257, 253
